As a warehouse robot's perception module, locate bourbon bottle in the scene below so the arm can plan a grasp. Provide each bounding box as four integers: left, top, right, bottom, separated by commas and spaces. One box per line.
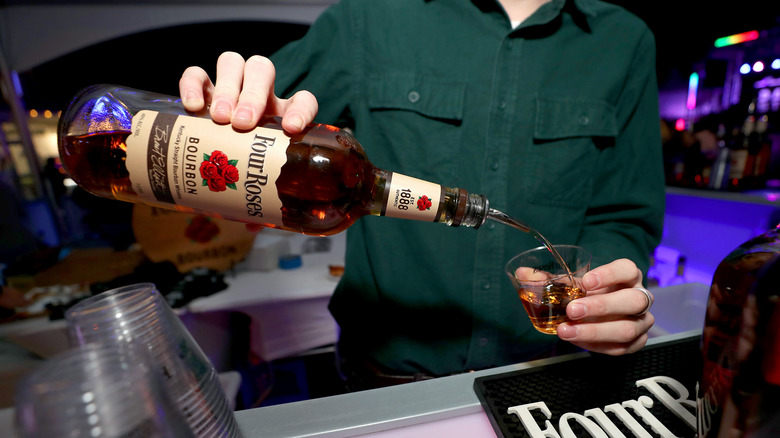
697, 224, 780, 437
58, 85, 490, 236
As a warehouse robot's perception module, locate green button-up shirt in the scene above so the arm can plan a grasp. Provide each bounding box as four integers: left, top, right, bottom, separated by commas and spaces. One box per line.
271, 0, 665, 375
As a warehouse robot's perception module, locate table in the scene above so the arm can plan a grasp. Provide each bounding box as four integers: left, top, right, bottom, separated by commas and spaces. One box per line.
181, 231, 345, 369
233, 330, 702, 437
0, 231, 345, 370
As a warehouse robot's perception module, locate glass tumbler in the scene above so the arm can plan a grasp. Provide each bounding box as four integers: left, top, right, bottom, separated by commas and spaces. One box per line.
65, 283, 240, 438
14, 342, 194, 438
505, 245, 592, 334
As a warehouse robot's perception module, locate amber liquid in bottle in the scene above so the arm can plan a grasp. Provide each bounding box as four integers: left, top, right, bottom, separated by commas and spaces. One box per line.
60, 122, 383, 235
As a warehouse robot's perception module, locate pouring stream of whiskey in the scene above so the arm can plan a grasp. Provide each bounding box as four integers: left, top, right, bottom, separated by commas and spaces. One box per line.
487, 208, 575, 281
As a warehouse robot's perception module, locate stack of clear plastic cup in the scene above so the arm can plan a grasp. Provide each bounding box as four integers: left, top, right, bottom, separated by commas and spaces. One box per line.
14, 342, 194, 438
64, 283, 240, 438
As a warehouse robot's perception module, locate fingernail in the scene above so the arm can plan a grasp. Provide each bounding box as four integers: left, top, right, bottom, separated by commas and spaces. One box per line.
286, 115, 304, 132
213, 100, 232, 118
569, 302, 586, 319
233, 106, 253, 125
557, 324, 577, 340
582, 273, 599, 290
183, 90, 201, 106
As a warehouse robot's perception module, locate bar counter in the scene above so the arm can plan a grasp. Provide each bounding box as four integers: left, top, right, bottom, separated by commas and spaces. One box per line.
234, 330, 702, 437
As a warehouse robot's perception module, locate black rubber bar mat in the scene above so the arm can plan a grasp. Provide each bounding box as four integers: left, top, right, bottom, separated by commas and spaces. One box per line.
473, 335, 700, 438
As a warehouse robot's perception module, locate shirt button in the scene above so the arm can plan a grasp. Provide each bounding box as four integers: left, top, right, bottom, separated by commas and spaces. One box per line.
481, 279, 491, 290
408, 90, 421, 103
498, 101, 507, 111
578, 115, 590, 126
505, 41, 513, 51
487, 222, 496, 230
479, 337, 489, 347
490, 159, 500, 171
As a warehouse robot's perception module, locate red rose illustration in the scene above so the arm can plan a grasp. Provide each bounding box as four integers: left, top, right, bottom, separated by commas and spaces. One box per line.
210, 150, 229, 167
417, 195, 432, 211
203, 151, 239, 192
202, 150, 239, 192
200, 161, 219, 179
221, 164, 240, 184
207, 175, 227, 192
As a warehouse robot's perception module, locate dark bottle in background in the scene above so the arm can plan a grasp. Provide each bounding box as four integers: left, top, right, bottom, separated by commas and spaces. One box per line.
708, 123, 731, 190
697, 224, 780, 437
727, 100, 756, 190
748, 113, 772, 189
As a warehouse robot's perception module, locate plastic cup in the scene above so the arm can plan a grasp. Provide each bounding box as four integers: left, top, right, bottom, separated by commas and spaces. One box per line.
505, 245, 592, 334
14, 342, 194, 438
64, 283, 240, 438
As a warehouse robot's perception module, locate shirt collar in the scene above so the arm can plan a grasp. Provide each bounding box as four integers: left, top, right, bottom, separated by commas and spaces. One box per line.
426, 0, 598, 29
537, 0, 597, 20
519, 0, 596, 30
570, 0, 597, 17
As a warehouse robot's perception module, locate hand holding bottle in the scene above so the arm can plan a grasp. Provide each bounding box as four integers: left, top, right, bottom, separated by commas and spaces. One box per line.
179, 51, 319, 133
555, 258, 655, 355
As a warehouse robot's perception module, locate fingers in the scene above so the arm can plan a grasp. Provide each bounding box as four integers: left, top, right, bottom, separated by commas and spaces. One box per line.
568, 287, 654, 320
513, 267, 554, 282
211, 51, 249, 124
279, 90, 318, 133
180, 52, 318, 133
179, 66, 214, 112
554, 257, 655, 355
565, 333, 649, 356
582, 258, 643, 293
557, 311, 655, 355
230, 55, 277, 130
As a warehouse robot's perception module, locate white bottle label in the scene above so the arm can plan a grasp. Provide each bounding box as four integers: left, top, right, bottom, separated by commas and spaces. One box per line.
383, 173, 443, 222
125, 110, 289, 224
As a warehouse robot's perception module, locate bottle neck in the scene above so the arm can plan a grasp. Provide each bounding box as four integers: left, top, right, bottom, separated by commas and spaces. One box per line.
369, 170, 488, 228
449, 189, 489, 228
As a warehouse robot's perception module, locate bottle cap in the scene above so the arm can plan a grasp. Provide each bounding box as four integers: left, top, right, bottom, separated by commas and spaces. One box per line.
278, 254, 302, 270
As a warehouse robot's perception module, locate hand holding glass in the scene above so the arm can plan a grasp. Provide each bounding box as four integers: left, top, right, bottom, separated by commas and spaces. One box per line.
505, 245, 592, 334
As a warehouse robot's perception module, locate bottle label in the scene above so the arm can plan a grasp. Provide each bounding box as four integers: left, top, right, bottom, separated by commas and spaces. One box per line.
382, 173, 444, 222
125, 110, 288, 224
729, 149, 748, 179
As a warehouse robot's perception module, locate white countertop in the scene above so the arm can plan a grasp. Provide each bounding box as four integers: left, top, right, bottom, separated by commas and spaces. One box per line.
186, 230, 346, 313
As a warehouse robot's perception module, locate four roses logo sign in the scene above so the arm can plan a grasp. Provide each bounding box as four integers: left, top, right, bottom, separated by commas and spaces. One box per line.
200, 150, 239, 192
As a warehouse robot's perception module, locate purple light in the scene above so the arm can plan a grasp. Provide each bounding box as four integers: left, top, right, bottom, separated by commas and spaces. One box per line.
754, 76, 780, 89
687, 73, 699, 110
753, 61, 765, 73
740, 63, 752, 74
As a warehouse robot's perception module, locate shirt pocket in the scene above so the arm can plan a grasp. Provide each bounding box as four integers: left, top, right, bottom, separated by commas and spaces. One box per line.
366, 73, 466, 180
525, 96, 618, 209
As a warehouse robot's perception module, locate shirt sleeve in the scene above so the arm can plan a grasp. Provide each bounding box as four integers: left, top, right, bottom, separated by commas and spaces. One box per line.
269, 0, 355, 126
577, 28, 665, 276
